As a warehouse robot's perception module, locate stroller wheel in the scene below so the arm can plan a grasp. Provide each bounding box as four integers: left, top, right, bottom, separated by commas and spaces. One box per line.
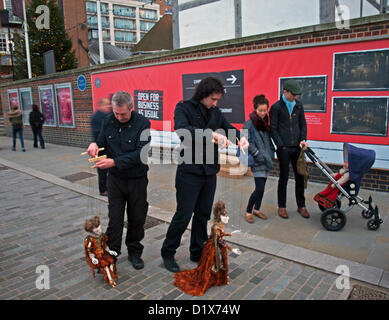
321, 208, 346, 231
361, 210, 373, 219
367, 219, 380, 231
318, 199, 341, 213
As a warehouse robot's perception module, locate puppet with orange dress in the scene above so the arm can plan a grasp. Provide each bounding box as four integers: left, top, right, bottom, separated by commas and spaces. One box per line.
84, 215, 118, 288
174, 201, 241, 296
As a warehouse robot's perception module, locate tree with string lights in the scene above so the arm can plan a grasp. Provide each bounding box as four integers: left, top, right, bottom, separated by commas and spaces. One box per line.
13, 0, 77, 79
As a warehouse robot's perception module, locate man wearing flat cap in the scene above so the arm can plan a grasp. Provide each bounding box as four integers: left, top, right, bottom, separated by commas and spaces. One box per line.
269, 79, 310, 219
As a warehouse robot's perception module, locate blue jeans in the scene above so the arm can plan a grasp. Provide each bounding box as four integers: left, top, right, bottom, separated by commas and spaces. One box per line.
32, 126, 45, 148
12, 127, 25, 149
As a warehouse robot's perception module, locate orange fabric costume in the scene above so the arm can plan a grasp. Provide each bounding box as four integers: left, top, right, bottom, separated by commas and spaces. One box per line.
84, 233, 118, 286
174, 223, 232, 296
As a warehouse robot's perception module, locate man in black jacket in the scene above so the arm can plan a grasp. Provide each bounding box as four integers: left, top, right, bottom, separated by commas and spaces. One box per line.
87, 91, 151, 270
161, 77, 249, 272
269, 80, 310, 219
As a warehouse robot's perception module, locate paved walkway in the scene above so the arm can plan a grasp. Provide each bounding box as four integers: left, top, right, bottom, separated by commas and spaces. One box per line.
0, 136, 388, 300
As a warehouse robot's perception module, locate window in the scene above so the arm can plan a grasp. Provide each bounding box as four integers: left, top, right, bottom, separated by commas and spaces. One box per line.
113, 5, 136, 18
140, 21, 155, 32
139, 9, 158, 20
87, 15, 110, 28
88, 29, 110, 41
4, 0, 22, 22
86, 1, 108, 14
86, 1, 96, 13
115, 31, 136, 42
114, 18, 136, 30
0, 34, 7, 52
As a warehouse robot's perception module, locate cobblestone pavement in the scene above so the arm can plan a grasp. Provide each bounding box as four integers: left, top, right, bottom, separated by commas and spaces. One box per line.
0, 165, 354, 300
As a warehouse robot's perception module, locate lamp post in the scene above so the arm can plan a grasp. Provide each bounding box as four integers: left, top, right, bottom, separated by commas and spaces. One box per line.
96, 0, 104, 64
22, 0, 32, 78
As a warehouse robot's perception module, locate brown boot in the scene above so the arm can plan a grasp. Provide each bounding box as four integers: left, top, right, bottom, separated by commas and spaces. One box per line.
278, 208, 288, 219
245, 213, 254, 223
253, 209, 267, 220
297, 207, 310, 219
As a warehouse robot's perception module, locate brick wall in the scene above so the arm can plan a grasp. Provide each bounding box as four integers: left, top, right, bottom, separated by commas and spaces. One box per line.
269, 161, 389, 194
1, 72, 94, 147
1, 14, 388, 190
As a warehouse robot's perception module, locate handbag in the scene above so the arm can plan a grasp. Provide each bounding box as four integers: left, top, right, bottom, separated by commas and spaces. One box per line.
237, 122, 255, 167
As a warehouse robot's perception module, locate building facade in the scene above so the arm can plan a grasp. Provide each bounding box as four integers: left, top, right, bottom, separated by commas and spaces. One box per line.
0, 0, 22, 75
86, 0, 162, 50
173, 0, 389, 49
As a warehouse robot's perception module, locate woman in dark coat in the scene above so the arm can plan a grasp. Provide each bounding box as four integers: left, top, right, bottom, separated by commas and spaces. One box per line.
29, 104, 45, 149
243, 95, 275, 223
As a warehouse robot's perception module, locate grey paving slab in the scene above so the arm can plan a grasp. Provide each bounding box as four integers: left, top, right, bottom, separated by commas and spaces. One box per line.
1, 136, 389, 300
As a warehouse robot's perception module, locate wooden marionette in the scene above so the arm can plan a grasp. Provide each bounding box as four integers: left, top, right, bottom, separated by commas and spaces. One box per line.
84, 215, 118, 288
174, 201, 241, 296
81, 147, 107, 168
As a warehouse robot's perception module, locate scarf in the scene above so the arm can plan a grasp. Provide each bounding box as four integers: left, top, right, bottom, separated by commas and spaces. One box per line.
249, 112, 270, 132
282, 93, 296, 116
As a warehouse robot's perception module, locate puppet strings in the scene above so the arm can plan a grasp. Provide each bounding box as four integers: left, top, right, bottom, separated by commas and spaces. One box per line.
216, 144, 242, 234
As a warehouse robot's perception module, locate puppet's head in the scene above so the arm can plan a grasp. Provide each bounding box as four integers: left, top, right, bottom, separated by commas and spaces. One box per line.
213, 201, 229, 224
84, 215, 102, 235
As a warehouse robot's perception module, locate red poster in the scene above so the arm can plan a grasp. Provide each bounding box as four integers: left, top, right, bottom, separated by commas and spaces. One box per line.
56, 85, 74, 127
8, 91, 20, 110
91, 39, 389, 145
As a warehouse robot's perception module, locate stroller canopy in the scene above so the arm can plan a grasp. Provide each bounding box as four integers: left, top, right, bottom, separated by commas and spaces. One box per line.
343, 143, 375, 186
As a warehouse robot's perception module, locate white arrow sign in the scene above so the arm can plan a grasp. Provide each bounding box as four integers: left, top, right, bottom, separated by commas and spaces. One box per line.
227, 74, 237, 84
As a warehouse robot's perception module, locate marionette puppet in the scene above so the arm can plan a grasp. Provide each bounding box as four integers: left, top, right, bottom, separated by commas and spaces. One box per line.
84, 215, 118, 288
174, 201, 241, 296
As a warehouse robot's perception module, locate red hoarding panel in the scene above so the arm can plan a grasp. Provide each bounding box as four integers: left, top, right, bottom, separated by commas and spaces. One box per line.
91, 39, 389, 145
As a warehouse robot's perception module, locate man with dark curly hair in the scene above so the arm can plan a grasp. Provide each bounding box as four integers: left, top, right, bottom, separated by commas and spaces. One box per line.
161, 77, 249, 272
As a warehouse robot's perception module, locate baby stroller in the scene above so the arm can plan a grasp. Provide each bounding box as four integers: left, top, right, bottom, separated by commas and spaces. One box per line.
305, 143, 383, 232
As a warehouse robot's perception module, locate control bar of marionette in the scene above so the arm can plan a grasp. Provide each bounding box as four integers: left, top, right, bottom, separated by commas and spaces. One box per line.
81, 147, 105, 156
236, 138, 246, 155
211, 137, 245, 155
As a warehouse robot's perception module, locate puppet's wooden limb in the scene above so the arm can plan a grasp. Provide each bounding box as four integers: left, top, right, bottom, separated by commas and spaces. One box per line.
105, 266, 116, 287
236, 138, 246, 155
88, 155, 107, 163
81, 147, 105, 156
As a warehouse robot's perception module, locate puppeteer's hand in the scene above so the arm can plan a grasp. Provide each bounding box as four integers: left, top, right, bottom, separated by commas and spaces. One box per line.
299, 140, 308, 150
212, 132, 229, 149
95, 158, 115, 170
232, 248, 242, 255
87, 142, 99, 157
92, 258, 98, 265
238, 136, 249, 150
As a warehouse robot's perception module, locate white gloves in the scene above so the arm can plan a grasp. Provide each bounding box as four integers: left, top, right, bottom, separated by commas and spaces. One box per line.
89, 254, 98, 265
232, 248, 242, 255
107, 248, 118, 256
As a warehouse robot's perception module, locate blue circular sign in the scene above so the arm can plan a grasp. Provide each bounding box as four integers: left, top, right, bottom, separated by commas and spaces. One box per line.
77, 75, 87, 91
95, 78, 101, 88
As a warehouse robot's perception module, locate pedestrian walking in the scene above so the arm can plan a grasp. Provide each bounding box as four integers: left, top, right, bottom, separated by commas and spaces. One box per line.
29, 104, 45, 149
8, 105, 25, 152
